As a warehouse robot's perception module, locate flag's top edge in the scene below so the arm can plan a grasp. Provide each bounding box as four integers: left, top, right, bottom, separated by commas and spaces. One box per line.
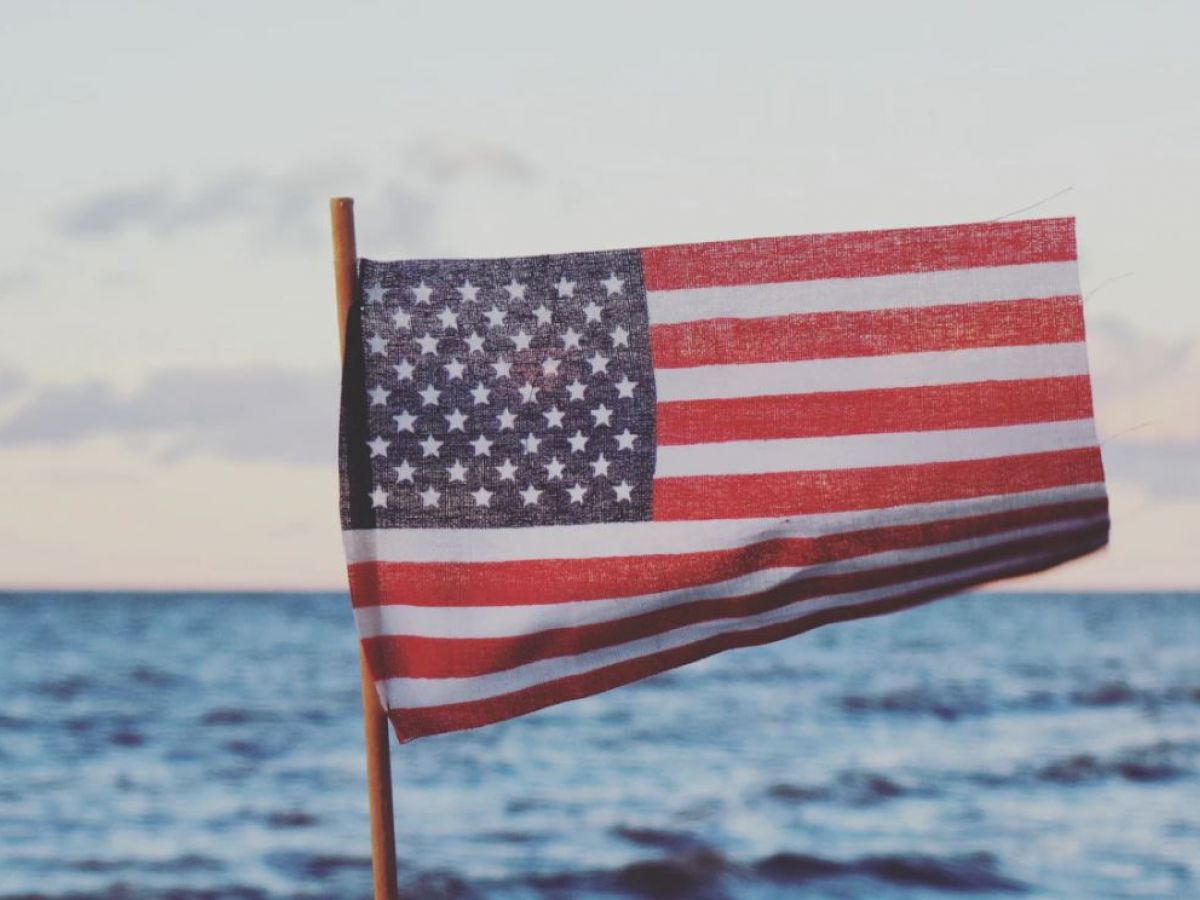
358, 216, 1076, 269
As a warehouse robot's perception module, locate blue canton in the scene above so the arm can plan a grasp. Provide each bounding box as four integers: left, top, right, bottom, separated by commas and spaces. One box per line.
348, 249, 656, 528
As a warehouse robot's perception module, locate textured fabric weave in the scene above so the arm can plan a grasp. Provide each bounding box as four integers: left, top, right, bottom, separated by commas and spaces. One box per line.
339, 217, 1109, 742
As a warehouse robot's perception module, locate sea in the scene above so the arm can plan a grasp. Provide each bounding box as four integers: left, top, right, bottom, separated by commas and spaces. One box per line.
1, 591, 1197, 899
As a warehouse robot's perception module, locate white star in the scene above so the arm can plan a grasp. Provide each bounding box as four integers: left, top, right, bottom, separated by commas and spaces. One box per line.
495, 458, 518, 481
411, 281, 433, 305
566, 379, 587, 402
554, 275, 576, 298
368, 385, 390, 406
367, 333, 388, 355
533, 304, 553, 326
370, 485, 388, 508
583, 302, 602, 324
419, 384, 441, 407
496, 407, 517, 430
615, 429, 637, 451
471, 433, 494, 457
419, 434, 443, 458
512, 330, 532, 351
472, 486, 494, 507
590, 404, 613, 427
456, 279, 479, 303
391, 308, 411, 330
416, 333, 439, 355
503, 278, 526, 301
543, 405, 565, 429
393, 410, 417, 432
590, 453, 611, 478
567, 483, 587, 504
614, 480, 634, 502
444, 408, 468, 432
393, 359, 415, 381
615, 375, 637, 399
419, 485, 441, 507
567, 431, 589, 453
484, 306, 507, 328
367, 436, 390, 457
520, 483, 543, 506
541, 357, 561, 376
519, 382, 540, 404
587, 352, 609, 375
492, 358, 513, 379
447, 459, 468, 482
610, 325, 630, 348
545, 456, 566, 480
470, 383, 492, 406
444, 358, 466, 380
364, 283, 388, 304
521, 433, 541, 455
437, 307, 458, 330
602, 273, 625, 296
561, 327, 582, 351
464, 332, 486, 354
394, 460, 415, 483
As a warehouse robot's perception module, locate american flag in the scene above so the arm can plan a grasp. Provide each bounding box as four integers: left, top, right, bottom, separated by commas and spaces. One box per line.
339, 217, 1109, 743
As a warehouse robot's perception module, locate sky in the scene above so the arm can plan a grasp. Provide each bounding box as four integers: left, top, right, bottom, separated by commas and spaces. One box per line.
1, 0, 1197, 589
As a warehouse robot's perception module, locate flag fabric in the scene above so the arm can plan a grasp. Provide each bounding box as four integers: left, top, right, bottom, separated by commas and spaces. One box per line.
338, 217, 1109, 743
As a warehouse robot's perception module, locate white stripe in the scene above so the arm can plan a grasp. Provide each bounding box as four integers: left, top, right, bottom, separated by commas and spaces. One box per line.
654, 342, 1092, 403
647, 260, 1079, 325
379, 536, 1106, 710
343, 482, 1106, 564
355, 514, 1108, 639
655, 419, 1099, 478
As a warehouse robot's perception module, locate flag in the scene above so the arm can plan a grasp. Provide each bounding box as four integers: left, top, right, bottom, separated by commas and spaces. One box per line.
339, 217, 1109, 743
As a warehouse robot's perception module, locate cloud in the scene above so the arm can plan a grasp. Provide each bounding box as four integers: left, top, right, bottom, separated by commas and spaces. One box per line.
54, 137, 537, 246
0, 366, 338, 465
401, 135, 538, 186
1099, 439, 1200, 499
0, 366, 27, 401
1088, 317, 1200, 442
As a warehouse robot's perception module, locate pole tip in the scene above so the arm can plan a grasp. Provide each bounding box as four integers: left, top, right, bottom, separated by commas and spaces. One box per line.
330, 196, 355, 210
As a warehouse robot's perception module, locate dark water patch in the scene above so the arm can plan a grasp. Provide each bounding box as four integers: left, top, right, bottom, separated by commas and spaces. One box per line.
70, 854, 225, 875
33, 674, 91, 701
1070, 680, 1139, 707
840, 683, 991, 720
127, 664, 183, 687
619, 849, 728, 897
766, 770, 914, 806
971, 739, 1199, 788
614, 825, 710, 854
755, 850, 1026, 892
4, 888, 269, 900
264, 809, 318, 829
200, 707, 274, 726
399, 869, 478, 899
1039, 741, 1194, 786
264, 850, 371, 881
524, 848, 729, 898
109, 727, 145, 748
479, 828, 544, 844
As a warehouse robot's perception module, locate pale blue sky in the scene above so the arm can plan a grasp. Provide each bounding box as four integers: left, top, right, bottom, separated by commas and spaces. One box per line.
1, 1, 1197, 587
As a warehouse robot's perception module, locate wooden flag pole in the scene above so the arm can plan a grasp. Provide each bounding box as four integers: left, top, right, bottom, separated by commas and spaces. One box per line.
330, 197, 400, 900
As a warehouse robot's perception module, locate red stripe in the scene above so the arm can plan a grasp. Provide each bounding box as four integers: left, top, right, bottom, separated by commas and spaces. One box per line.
652, 447, 1104, 521
383, 537, 1105, 742
641, 218, 1076, 292
348, 496, 1107, 608
364, 523, 1108, 679
657, 377, 1096, 446
649, 296, 1084, 369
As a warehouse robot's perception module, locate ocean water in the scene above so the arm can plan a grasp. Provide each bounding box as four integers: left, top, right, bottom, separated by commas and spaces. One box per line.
1, 592, 1198, 899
